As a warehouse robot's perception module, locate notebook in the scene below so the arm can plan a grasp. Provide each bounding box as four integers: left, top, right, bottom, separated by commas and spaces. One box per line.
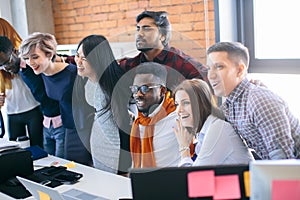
16, 176, 109, 200
129, 164, 250, 200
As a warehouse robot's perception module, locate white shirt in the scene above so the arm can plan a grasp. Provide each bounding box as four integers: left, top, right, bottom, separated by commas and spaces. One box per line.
179, 115, 254, 166
139, 103, 180, 168
5, 75, 40, 114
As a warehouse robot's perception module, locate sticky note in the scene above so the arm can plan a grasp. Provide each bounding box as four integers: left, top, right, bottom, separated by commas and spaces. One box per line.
187, 170, 215, 198
38, 190, 51, 200
214, 174, 241, 200
243, 171, 250, 197
272, 180, 300, 200
64, 161, 76, 168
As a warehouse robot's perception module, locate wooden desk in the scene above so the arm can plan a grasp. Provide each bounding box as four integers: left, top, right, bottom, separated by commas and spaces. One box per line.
0, 155, 133, 200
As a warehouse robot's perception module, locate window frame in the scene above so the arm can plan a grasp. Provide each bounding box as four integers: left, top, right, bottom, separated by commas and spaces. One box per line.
241, 0, 300, 74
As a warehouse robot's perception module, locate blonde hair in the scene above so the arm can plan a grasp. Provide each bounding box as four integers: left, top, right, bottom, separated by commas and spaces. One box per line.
0, 18, 22, 49
20, 32, 57, 61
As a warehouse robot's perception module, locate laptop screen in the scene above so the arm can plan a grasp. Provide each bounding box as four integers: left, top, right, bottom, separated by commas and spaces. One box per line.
16, 176, 109, 200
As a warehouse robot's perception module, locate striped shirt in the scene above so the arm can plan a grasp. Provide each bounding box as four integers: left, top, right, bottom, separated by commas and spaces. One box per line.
221, 78, 300, 159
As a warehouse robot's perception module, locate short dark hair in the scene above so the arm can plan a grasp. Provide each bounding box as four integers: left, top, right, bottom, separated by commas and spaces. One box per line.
136, 10, 171, 46
135, 62, 168, 86
0, 36, 14, 54
207, 42, 250, 68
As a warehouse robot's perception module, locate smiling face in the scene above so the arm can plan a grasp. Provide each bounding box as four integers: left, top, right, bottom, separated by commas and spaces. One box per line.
207, 51, 245, 97
75, 45, 97, 82
135, 17, 164, 52
24, 47, 52, 75
132, 73, 163, 115
175, 90, 194, 128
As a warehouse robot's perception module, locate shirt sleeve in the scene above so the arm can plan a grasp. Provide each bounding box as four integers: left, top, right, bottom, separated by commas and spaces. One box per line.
193, 119, 234, 165
178, 156, 193, 167
250, 90, 295, 159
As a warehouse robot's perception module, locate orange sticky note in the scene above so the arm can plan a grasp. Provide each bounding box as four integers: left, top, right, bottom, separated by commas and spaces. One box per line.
64, 161, 76, 168
38, 190, 51, 200
214, 174, 241, 200
187, 170, 215, 198
243, 171, 250, 197
272, 180, 300, 200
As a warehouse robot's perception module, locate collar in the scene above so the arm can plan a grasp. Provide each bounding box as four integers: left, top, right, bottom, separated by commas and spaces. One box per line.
147, 95, 165, 118
140, 46, 170, 63
199, 115, 215, 134
226, 78, 250, 105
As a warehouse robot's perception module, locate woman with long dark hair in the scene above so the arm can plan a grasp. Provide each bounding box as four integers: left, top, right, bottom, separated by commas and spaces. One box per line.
74, 35, 130, 174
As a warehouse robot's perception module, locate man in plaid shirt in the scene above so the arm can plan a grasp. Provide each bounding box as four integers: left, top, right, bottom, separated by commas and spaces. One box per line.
206, 41, 300, 159
119, 10, 208, 90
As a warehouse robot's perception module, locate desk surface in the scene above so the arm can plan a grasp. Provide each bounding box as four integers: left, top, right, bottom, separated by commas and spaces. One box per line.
0, 155, 133, 200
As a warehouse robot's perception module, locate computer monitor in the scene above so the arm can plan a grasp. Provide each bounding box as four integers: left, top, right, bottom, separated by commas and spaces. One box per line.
130, 164, 249, 200
250, 159, 300, 200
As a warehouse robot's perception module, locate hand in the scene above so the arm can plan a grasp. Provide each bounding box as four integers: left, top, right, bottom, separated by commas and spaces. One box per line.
173, 118, 194, 149
250, 79, 267, 88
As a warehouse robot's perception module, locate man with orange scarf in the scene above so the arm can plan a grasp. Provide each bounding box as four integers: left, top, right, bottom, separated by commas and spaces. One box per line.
130, 62, 180, 168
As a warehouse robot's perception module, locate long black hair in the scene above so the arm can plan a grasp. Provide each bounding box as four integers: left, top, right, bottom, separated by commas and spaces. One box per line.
76, 35, 125, 114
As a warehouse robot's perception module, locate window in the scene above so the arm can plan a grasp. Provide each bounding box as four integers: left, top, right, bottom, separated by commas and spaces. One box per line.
241, 0, 300, 118
242, 0, 300, 74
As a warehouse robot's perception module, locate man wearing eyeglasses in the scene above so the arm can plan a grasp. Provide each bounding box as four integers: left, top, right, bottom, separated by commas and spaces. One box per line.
119, 10, 208, 91
129, 62, 180, 168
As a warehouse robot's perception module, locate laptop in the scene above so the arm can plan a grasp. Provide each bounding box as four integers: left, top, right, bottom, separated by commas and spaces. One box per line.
16, 176, 109, 200
129, 164, 250, 200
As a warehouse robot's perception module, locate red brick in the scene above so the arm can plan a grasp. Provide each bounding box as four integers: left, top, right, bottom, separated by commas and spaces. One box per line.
128, 1, 139, 9
166, 5, 192, 14
192, 3, 204, 12
149, 0, 161, 7
52, 0, 215, 48
68, 23, 82, 31
103, 20, 117, 28
73, 1, 89, 9
93, 13, 108, 21
109, 12, 125, 20
83, 22, 100, 30
75, 15, 92, 23
138, 1, 149, 8
172, 0, 184, 5
172, 23, 193, 32
110, 4, 119, 12
119, 3, 129, 11
161, 0, 172, 6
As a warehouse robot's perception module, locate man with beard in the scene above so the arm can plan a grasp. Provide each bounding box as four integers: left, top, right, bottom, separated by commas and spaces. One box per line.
119, 10, 208, 90
129, 62, 181, 168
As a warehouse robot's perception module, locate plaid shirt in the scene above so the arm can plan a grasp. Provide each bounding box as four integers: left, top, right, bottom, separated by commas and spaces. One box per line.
221, 79, 300, 159
119, 46, 208, 89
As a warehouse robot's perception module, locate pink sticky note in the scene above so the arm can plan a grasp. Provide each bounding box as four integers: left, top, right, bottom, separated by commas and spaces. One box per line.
187, 170, 215, 198
214, 174, 241, 200
272, 180, 300, 200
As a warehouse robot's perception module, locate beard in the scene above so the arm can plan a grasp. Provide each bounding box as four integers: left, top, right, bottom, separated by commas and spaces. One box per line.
137, 46, 153, 52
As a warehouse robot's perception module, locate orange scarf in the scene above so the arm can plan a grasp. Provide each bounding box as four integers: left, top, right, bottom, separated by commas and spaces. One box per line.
130, 91, 176, 168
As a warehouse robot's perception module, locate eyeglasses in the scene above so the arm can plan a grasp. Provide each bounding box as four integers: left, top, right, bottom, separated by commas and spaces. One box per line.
0, 54, 13, 70
129, 84, 161, 95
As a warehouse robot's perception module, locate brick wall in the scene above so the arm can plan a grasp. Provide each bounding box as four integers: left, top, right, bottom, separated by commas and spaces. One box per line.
51, 0, 215, 63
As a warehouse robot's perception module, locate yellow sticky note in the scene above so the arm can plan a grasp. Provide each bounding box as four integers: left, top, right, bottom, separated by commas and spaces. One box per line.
64, 161, 76, 169
38, 190, 51, 200
243, 171, 250, 197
